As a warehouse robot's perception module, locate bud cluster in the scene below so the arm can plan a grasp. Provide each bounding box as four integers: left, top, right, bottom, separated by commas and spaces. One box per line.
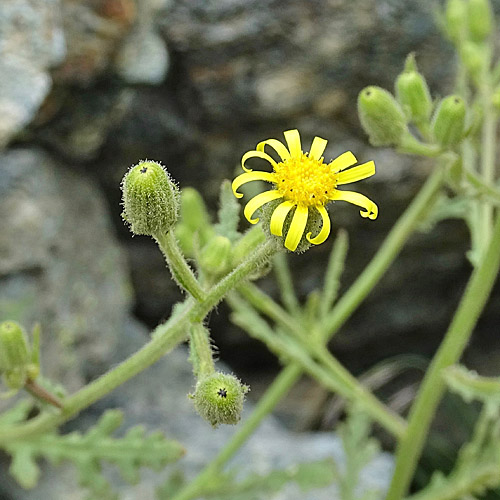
358, 53, 467, 153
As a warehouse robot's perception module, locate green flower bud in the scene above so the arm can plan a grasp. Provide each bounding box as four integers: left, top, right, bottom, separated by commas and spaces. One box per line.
395, 54, 432, 124
358, 86, 408, 146
192, 372, 249, 427
121, 160, 179, 236
0, 321, 29, 373
445, 0, 467, 43
431, 95, 466, 148
460, 41, 486, 81
467, 0, 493, 42
199, 236, 232, 275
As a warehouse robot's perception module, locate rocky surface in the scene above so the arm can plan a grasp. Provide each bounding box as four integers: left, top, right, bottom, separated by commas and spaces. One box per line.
0, 149, 132, 391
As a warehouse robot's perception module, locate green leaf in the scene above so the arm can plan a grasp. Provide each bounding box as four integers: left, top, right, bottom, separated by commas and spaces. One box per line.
444, 365, 500, 409
0, 399, 33, 426
157, 459, 336, 500
215, 180, 241, 242
4, 409, 185, 497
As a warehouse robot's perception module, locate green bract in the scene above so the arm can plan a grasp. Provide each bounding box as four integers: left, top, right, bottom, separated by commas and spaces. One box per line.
121, 160, 179, 236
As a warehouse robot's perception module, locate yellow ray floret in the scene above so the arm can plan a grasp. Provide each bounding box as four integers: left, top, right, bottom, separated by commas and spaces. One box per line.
232, 129, 378, 251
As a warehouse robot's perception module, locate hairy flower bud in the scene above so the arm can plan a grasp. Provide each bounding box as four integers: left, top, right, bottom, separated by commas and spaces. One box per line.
358, 86, 408, 146
468, 0, 493, 42
192, 372, 249, 427
395, 54, 432, 124
121, 160, 179, 236
199, 236, 232, 275
431, 95, 466, 148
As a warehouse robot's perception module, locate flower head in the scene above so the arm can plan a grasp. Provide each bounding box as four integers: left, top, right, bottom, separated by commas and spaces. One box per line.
232, 129, 378, 251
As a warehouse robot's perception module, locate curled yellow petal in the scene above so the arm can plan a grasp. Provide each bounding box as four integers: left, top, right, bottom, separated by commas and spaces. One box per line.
285, 205, 308, 251
330, 151, 357, 173
306, 205, 331, 245
283, 129, 302, 158
336, 161, 376, 186
270, 200, 295, 236
243, 190, 283, 224
241, 150, 278, 172
330, 190, 378, 220
232, 171, 277, 198
256, 139, 291, 162
308, 136, 328, 161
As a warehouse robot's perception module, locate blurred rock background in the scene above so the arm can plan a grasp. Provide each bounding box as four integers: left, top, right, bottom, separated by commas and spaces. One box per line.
1, 0, 499, 498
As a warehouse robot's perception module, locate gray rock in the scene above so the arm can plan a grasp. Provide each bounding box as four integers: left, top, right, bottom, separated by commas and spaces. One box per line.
0, 148, 132, 391
0, 0, 65, 148
114, 0, 170, 84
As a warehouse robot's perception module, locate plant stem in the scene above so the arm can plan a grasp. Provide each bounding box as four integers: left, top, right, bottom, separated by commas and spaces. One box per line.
385, 212, 500, 500
229, 293, 406, 438
0, 241, 278, 445
321, 166, 445, 340
155, 231, 206, 301
478, 79, 497, 255
234, 283, 405, 436
463, 168, 500, 205
171, 365, 301, 500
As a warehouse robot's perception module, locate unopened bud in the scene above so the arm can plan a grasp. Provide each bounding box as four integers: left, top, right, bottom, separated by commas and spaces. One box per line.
358, 86, 408, 146
199, 236, 232, 275
460, 41, 486, 79
445, 0, 467, 43
432, 95, 466, 148
468, 0, 493, 42
0, 321, 29, 373
192, 372, 249, 427
395, 54, 432, 124
121, 160, 179, 236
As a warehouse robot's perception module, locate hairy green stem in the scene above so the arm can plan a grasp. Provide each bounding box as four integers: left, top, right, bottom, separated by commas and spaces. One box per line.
155, 231, 206, 301
229, 293, 405, 438
234, 284, 405, 436
385, 212, 500, 500
171, 366, 301, 500
0, 241, 277, 445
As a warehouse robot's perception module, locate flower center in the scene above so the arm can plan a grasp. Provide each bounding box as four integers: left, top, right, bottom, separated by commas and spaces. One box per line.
274, 153, 337, 206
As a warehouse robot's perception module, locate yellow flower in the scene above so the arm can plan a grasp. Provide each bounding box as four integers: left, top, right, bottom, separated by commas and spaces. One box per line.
232, 129, 378, 251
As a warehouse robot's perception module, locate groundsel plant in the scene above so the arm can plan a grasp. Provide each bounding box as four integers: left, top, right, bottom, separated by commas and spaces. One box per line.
2, 1, 500, 499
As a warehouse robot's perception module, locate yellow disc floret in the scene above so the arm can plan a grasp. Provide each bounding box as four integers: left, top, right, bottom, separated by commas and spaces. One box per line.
274, 153, 337, 207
